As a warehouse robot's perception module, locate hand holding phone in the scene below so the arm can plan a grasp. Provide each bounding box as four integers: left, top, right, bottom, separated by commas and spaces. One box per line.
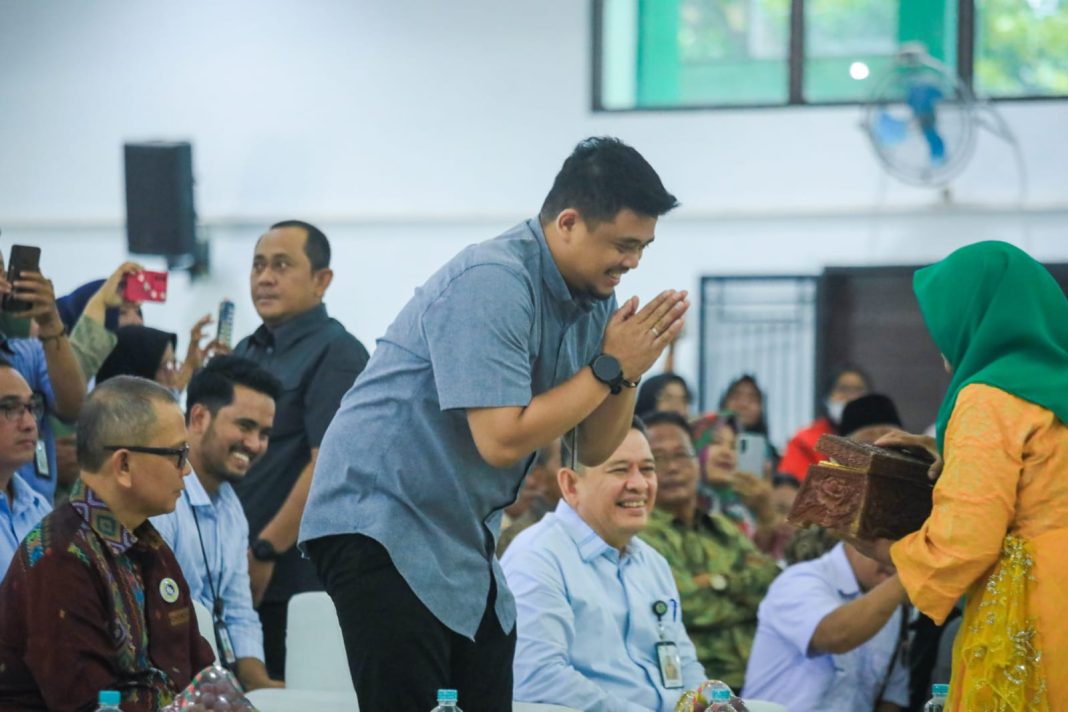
122, 270, 168, 303
2, 245, 42, 313
736, 433, 768, 477
216, 299, 235, 349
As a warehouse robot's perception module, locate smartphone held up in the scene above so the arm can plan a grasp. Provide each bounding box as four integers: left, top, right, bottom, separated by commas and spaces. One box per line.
2, 245, 42, 313
122, 270, 169, 303
216, 299, 235, 349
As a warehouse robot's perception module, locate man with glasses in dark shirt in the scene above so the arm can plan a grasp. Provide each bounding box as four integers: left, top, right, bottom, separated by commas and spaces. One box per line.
0, 375, 213, 711
232, 220, 369, 679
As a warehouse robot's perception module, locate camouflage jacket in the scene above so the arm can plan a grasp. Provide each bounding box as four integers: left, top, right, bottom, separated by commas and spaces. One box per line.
639, 507, 781, 690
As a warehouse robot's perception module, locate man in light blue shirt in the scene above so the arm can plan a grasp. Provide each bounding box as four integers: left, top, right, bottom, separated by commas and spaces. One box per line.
0, 360, 52, 580
502, 419, 705, 712
301, 138, 689, 710
743, 541, 909, 711
151, 356, 284, 692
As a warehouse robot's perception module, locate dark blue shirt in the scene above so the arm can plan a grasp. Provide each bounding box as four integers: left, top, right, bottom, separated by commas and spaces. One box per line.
233, 304, 369, 602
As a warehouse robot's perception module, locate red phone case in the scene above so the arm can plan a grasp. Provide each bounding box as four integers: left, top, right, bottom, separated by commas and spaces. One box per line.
124, 271, 168, 302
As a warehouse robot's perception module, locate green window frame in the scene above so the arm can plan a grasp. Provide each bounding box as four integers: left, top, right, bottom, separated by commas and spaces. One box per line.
592, 0, 1068, 110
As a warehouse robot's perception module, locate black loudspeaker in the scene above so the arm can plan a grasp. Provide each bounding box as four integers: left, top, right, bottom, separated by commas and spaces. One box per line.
124, 141, 196, 256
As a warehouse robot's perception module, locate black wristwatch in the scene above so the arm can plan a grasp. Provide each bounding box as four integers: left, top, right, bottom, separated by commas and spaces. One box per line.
590, 353, 627, 395
251, 538, 282, 562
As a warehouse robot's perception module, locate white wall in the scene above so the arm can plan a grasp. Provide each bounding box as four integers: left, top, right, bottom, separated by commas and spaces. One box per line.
2, 0, 1067, 391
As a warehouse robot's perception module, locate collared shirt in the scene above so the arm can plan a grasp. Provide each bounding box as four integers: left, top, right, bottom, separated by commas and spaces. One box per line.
232, 303, 368, 602
300, 218, 615, 639
742, 543, 909, 712
0, 335, 60, 504
639, 507, 780, 690
0, 472, 52, 581
0, 481, 214, 711
501, 501, 705, 712
151, 471, 264, 662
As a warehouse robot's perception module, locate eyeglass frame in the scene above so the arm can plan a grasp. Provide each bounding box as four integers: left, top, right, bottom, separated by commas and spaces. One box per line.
651, 449, 698, 467
102, 443, 191, 470
0, 393, 46, 423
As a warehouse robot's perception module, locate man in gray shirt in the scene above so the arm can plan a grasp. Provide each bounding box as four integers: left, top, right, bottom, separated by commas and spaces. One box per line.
300, 137, 688, 710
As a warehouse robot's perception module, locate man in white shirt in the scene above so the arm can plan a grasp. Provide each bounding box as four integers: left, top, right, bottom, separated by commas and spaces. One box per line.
152, 355, 284, 692
502, 418, 705, 712
743, 541, 908, 711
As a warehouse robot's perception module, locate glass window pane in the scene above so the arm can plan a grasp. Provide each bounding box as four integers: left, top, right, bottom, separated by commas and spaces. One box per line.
803, 0, 957, 103
603, 0, 790, 109
671, 0, 790, 106
975, 0, 1068, 98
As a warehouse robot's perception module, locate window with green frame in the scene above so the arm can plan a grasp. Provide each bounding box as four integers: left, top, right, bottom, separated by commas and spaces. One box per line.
594, 0, 1068, 109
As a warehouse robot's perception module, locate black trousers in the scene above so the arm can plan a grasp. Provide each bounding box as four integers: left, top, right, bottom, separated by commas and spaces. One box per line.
306, 533, 516, 712
257, 600, 288, 680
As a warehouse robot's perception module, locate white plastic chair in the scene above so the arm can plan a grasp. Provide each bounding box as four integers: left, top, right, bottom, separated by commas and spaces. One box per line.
284, 591, 354, 692
191, 599, 218, 661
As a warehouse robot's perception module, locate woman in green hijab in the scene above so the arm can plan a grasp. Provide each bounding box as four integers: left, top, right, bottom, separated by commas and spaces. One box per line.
874, 241, 1068, 711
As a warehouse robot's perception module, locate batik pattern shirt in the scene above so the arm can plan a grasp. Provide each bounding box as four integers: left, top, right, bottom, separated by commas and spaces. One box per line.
639, 507, 780, 690
0, 481, 214, 711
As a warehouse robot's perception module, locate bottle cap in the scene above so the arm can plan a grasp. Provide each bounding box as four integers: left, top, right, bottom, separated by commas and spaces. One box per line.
932, 683, 950, 696
437, 689, 458, 703
98, 690, 121, 705
711, 688, 732, 702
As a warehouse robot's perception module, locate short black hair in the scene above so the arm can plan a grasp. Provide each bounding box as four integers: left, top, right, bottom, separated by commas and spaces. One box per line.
631, 414, 648, 437
270, 219, 331, 271
186, 355, 283, 422
772, 473, 801, 489
539, 137, 678, 229
77, 376, 179, 472
640, 410, 694, 445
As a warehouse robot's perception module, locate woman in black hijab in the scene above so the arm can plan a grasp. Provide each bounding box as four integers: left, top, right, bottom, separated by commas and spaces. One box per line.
95, 325, 179, 388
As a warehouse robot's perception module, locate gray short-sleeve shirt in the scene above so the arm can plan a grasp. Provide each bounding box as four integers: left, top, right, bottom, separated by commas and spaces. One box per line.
299, 218, 615, 638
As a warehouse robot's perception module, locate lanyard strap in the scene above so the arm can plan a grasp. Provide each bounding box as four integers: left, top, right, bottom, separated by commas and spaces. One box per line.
186, 491, 223, 618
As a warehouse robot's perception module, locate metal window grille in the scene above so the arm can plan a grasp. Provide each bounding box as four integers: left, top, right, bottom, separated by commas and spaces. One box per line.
699, 276, 818, 450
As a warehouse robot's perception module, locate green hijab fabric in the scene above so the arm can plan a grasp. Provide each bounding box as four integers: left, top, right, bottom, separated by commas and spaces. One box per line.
914, 241, 1068, 452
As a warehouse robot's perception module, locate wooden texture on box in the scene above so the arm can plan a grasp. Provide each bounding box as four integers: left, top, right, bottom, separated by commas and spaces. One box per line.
788, 435, 934, 540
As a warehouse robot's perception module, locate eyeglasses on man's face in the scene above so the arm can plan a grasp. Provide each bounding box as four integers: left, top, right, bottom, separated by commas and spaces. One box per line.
0, 394, 45, 423
652, 449, 697, 467
103, 443, 191, 470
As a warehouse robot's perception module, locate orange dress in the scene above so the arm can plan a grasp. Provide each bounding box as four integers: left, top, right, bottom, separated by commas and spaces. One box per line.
892, 384, 1068, 711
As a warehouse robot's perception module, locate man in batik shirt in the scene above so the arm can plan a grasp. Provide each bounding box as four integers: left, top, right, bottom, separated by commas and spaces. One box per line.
0, 376, 213, 710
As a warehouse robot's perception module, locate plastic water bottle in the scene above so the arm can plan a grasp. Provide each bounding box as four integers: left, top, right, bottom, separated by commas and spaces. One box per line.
95, 690, 122, 711
923, 683, 949, 712
431, 688, 462, 711
704, 687, 733, 711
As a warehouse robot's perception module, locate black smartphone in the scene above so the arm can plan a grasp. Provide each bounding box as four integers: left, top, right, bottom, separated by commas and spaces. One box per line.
2, 245, 42, 313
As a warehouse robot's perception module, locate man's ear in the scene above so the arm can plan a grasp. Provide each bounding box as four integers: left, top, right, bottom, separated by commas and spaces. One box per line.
554, 209, 582, 243
111, 449, 134, 489
313, 267, 334, 298
558, 467, 581, 507
187, 403, 213, 436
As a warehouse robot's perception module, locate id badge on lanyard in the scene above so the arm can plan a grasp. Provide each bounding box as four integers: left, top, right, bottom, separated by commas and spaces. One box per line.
652, 600, 683, 689
34, 439, 50, 480
213, 600, 237, 670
